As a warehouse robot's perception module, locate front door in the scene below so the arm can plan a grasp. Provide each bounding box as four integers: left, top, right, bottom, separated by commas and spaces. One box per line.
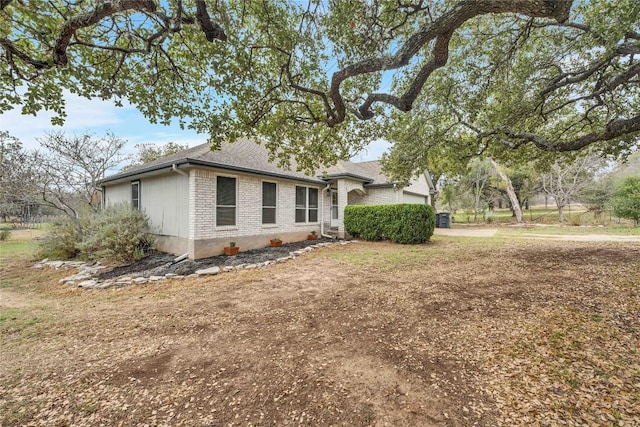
330, 190, 339, 228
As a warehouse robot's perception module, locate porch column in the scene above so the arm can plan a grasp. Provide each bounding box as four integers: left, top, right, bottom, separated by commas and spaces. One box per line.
337, 179, 349, 239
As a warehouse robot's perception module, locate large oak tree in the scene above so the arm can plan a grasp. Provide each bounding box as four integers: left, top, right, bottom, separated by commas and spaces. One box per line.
1, 1, 638, 171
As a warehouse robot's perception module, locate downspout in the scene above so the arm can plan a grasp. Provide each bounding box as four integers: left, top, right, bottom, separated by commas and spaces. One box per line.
172, 164, 188, 176
320, 183, 333, 239
172, 164, 189, 260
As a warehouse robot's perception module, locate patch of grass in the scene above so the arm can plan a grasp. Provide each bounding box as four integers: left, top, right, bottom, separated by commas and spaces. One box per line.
0, 308, 44, 336
591, 313, 603, 322
0, 240, 40, 261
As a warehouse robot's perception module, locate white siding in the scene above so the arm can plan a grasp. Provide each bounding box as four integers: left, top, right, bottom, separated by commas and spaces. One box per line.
104, 174, 189, 238
141, 174, 189, 238
104, 182, 131, 207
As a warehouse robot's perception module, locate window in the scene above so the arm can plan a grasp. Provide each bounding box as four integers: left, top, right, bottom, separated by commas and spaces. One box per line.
131, 181, 140, 210
216, 176, 236, 226
262, 182, 277, 224
309, 188, 318, 222
295, 186, 306, 223
295, 186, 319, 223
331, 190, 338, 220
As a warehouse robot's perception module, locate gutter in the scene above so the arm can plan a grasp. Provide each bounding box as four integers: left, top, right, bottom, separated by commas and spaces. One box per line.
172, 164, 188, 176
100, 158, 326, 186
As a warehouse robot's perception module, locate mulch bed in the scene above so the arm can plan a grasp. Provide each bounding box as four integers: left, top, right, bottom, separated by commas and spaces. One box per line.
96, 237, 335, 280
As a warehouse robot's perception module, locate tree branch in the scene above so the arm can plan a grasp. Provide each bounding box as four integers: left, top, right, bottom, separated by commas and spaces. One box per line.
327, 0, 573, 126
195, 0, 227, 42
503, 113, 640, 151
53, 0, 159, 66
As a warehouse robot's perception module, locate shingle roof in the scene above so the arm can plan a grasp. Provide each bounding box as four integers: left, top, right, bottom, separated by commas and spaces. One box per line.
319, 159, 391, 185
101, 138, 393, 185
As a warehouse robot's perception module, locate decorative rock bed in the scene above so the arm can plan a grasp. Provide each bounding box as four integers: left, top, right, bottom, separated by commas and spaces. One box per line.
34, 240, 355, 289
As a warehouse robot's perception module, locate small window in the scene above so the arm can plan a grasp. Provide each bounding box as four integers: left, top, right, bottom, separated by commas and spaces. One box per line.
131, 181, 140, 210
295, 186, 307, 223
262, 182, 277, 224
216, 176, 236, 226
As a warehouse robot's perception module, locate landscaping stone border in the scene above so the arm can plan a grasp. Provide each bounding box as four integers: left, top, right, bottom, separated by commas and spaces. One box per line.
34, 240, 356, 289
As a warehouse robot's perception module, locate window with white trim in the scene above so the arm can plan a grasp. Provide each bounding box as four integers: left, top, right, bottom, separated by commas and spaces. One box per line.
295, 186, 318, 223
131, 181, 140, 210
216, 176, 236, 226
262, 181, 277, 224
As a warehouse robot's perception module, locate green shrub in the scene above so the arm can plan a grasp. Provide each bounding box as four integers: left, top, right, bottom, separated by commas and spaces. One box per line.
78, 205, 154, 262
611, 176, 640, 225
344, 204, 436, 244
38, 220, 83, 260
0, 229, 10, 241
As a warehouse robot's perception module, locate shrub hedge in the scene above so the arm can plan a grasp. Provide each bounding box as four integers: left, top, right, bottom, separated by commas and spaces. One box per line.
344, 204, 436, 244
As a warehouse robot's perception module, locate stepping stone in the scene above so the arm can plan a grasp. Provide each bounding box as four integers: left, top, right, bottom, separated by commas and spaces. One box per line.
195, 266, 220, 275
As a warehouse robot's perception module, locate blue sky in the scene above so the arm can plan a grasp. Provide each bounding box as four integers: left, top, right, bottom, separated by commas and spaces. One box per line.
0, 91, 391, 166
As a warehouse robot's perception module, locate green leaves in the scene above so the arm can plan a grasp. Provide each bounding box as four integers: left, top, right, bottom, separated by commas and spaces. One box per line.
1, 0, 638, 175
344, 204, 436, 244
611, 176, 640, 225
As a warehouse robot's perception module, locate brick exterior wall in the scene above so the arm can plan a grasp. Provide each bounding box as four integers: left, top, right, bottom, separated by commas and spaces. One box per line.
188, 167, 323, 258
347, 186, 402, 206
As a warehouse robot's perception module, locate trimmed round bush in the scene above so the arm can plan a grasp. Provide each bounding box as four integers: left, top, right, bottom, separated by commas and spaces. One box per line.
344, 204, 436, 244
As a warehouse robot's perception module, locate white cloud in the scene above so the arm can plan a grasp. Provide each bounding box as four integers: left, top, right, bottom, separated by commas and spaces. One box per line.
1, 91, 129, 150
0, 90, 211, 155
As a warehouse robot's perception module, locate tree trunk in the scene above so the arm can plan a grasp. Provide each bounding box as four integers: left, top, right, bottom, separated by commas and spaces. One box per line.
558, 204, 565, 222
490, 159, 524, 224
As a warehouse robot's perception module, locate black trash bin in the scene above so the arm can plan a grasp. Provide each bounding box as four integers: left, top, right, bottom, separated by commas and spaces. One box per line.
438, 212, 451, 228
435, 213, 441, 228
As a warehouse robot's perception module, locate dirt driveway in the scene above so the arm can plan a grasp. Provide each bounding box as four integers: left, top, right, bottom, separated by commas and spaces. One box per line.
1, 238, 639, 426
434, 226, 640, 242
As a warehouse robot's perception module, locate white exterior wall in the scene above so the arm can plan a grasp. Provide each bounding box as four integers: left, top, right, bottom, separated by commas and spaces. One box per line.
347, 186, 402, 205
188, 167, 322, 258
103, 173, 190, 255
104, 174, 189, 237
141, 174, 189, 238
404, 173, 431, 197
403, 192, 428, 204
103, 182, 130, 206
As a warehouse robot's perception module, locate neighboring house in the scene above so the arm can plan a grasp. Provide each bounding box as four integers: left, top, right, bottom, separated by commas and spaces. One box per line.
99, 139, 434, 259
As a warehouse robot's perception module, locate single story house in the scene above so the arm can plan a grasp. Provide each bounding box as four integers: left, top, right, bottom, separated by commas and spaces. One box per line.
99, 139, 435, 259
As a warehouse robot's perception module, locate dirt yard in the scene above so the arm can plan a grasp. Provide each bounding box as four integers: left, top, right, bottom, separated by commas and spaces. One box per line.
1, 238, 639, 426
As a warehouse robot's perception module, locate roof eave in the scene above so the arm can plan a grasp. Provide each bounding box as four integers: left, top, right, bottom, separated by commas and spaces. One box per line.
186, 159, 325, 185
320, 173, 374, 183
100, 158, 326, 186
363, 182, 397, 188
98, 159, 190, 185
